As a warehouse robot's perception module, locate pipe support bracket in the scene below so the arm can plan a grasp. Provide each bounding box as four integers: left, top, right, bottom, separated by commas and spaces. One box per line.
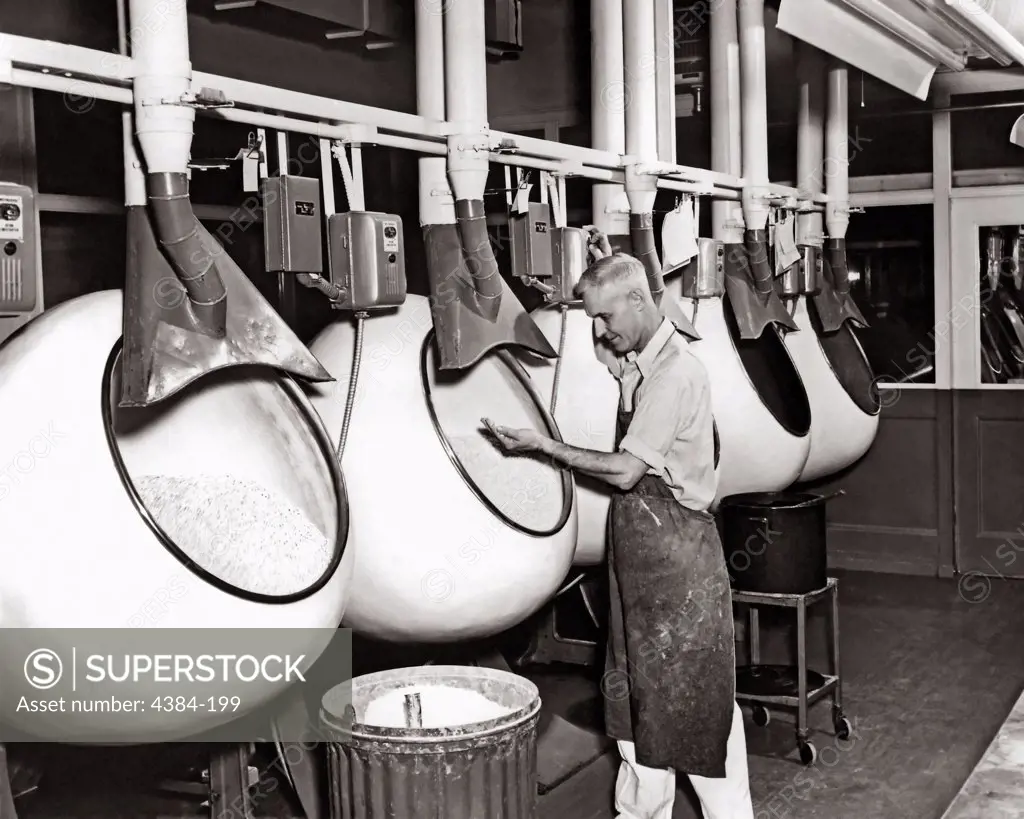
624, 164, 658, 213
447, 132, 490, 201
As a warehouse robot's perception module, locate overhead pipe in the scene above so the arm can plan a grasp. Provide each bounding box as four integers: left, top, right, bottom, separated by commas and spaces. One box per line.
424, 0, 555, 370
444, 0, 501, 322
591, 0, 630, 247
622, 0, 665, 301
122, 0, 329, 406
738, 0, 773, 298
795, 42, 826, 288
820, 60, 868, 331
728, 0, 797, 337
712, 0, 744, 249
130, 0, 224, 322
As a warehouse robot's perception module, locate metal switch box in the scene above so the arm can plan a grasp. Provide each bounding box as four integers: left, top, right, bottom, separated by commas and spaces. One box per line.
327, 211, 407, 311
261, 175, 323, 274
0, 183, 38, 314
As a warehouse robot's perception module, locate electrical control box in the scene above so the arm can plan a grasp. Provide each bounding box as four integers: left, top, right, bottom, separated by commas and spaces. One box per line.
510, 202, 553, 281
550, 226, 588, 304
327, 211, 407, 311
261, 175, 323, 274
0, 183, 38, 314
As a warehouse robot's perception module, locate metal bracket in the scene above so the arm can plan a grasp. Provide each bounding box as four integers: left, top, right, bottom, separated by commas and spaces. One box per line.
147, 87, 234, 110
329, 123, 378, 144
188, 131, 264, 172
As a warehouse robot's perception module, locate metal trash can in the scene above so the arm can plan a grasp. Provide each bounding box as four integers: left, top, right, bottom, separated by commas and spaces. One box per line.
719, 491, 839, 594
323, 665, 541, 819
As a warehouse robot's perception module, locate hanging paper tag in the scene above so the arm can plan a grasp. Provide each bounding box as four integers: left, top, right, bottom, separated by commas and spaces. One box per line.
513, 183, 533, 214
242, 151, 260, 192
774, 212, 801, 274
661, 198, 700, 273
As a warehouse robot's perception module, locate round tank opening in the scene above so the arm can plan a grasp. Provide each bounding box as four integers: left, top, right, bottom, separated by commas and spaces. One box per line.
421, 332, 571, 537
723, 295, 812, 437
102, 343, 348, 603
807, 302, 881, 416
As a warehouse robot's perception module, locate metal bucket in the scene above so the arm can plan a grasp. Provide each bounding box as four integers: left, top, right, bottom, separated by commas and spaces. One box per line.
719, 491, 838, 594
322, 665, 541, 819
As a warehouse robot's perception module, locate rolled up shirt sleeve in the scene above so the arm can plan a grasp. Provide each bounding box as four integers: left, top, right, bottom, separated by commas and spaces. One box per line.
618, 362, 695, 475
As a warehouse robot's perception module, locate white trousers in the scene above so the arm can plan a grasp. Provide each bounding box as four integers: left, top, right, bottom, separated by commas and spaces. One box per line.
614, 702, 753, 819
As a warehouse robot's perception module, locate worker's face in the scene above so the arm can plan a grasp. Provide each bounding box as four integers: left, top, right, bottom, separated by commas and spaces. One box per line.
582, 283, 643, 354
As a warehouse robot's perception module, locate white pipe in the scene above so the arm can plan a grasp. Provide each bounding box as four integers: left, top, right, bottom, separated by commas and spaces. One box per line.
796, 43, 825, 247
622, 0, 659, 216
118, 0, 145, 207
444, 0, 489, 201
825, 63, 850, 240
738, 0, 770, 230
416, 0, 453, 226
623, 0, 659, 163
591, 0, 629, 235
711, 0, 744, 242
129, 0, 194, 174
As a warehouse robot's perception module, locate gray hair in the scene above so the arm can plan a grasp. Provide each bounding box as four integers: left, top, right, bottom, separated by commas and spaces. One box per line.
573, 253, 650, 300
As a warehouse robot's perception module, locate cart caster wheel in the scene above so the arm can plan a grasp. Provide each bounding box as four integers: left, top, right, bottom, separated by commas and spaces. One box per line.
751, 706, 770, 728
799, 741, 816, 765
834, 715, 852, 741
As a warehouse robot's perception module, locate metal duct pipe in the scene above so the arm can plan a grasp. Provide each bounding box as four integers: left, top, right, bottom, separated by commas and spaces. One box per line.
591, 0, 629, 243
623, 0, 665, 301
825, 62, 851, 295
444, 0, 502, 322
130, 0, 225, 321
711, 0, 743, 244
738, 0, 773, 296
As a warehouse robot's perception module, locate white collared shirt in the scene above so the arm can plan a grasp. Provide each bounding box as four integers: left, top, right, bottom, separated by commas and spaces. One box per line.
594, 318, 718, 511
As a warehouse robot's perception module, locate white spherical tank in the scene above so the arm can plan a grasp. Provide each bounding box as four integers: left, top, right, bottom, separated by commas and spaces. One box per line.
0, 290, 354, 741
307, 294, 578, 643
665, 278, 812, 507
519, 305, 617, 567
783, 297, 880, 481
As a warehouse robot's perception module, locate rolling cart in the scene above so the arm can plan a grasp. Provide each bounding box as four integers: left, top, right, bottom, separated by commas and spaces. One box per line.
733, 577, 851, 764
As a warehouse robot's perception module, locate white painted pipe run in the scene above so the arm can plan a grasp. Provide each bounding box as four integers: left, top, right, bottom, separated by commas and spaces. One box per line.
128, 0, 194, 174
796, 44, 825, 247
825, 64, 850, 241
444, 0, 489, 201
711, 0, 743, 242
416, 0, 453, 226
591, 0, 629, 235
118, 0, 145, 208
622, 0, 658, 216
738, 0, 770, 230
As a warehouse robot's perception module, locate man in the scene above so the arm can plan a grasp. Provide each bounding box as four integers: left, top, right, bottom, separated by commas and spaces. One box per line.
484, 233, 754, 819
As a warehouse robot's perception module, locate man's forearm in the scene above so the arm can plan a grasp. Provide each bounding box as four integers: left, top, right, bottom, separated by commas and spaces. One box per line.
539, 437, 626, 483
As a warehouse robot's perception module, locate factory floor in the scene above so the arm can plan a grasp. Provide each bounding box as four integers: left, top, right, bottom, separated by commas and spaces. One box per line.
8, 570, 1024, 819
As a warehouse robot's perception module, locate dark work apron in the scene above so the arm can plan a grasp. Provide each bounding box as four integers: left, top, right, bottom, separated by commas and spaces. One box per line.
603, 383, 736, 778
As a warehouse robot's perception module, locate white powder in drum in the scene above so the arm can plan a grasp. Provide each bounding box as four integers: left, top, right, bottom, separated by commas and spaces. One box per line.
362, 685, 513, 728
447, 434, 560, 530
135, 474, 331, 597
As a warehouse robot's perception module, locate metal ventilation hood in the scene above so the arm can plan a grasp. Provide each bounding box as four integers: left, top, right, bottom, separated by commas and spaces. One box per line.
777, 0, 1024, 100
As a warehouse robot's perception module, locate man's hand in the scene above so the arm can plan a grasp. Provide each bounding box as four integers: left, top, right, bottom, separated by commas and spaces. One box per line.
583, 225, 612, 262
482, 418, 545, 454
